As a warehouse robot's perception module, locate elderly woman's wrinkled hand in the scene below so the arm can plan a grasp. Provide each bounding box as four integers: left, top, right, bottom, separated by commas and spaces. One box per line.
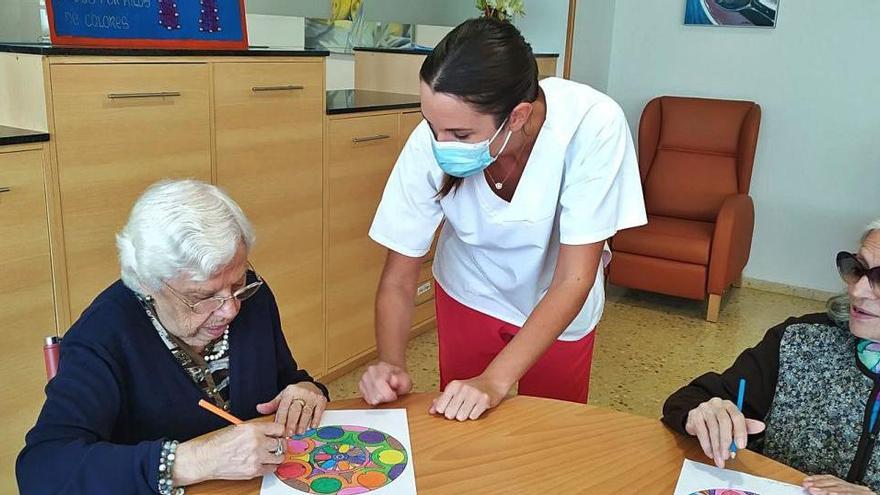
257, 382, 328, 436
174, 422, 286, 485
803, 475, 876, 495
685, 397, 766, 468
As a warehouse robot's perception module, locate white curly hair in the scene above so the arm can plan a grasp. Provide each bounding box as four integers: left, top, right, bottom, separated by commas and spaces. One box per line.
116, 179, 255, 293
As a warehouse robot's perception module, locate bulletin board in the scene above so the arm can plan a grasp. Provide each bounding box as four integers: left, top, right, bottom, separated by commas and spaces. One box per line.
47, 0, 249, 50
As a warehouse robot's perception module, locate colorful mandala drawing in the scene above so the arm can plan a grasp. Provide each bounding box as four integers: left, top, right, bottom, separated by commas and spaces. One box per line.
690, 490, 761, 495
275, 425, 409, 495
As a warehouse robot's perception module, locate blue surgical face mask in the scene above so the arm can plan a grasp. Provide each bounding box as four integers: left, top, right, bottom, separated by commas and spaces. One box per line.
430, 118, 513, 178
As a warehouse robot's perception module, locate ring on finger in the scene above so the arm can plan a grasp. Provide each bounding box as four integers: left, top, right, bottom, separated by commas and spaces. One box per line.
292, 398, 306, 408
273, 437, 285, 456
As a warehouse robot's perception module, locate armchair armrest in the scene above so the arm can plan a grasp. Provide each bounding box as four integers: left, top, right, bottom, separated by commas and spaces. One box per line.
708, 194, 755, 295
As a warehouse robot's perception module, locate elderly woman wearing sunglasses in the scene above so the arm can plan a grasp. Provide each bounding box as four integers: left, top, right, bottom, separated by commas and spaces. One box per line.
662, 218, 880, 495
17, 180, 328, 495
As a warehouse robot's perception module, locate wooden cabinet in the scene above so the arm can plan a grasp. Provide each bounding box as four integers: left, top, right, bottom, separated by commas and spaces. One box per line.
399, 111, 423, 148
413, 263, 436, 328
413, 230, 437, 330
4, 54, 332, 377
324, 107, 437, 373
537, 56, 560, 79
50, 63, 212, 320
214, 61, 326, 375
401, 110, 437, 332
1, 52, 432, 397
325, 113, 400, 370
0, 145, 55, 492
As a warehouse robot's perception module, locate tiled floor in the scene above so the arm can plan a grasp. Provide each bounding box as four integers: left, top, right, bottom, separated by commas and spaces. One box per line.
326, 286, 825, 418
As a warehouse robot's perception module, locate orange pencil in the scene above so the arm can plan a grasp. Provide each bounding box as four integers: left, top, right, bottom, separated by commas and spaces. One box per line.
198, 399, 243, 425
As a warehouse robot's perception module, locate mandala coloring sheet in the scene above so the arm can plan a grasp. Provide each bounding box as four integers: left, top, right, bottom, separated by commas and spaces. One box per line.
261, 409, 416, 495
674, 459, 807, 495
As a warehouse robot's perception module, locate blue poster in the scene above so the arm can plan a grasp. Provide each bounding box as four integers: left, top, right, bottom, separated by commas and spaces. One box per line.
49, 0, 246, 46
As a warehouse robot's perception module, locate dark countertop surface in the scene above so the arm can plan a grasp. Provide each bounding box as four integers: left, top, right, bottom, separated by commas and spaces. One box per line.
0, 43, 329, 57
0, 126, 50, 147
327, 89, 420, 115
353, 46, 559, 57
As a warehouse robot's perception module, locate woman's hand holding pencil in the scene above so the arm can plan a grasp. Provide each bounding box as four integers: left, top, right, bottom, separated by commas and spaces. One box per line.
684, 386, 766, 469
163, 400, 289, 487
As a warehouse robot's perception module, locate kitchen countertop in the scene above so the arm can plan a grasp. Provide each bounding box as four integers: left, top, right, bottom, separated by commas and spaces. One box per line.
327, 89, 420, 115
0, 126, 50, 147
0, 43, 329, 57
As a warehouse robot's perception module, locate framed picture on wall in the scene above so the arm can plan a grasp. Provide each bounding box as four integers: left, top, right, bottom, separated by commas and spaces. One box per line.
46, 0, 249, 49
685, 0, 779, 28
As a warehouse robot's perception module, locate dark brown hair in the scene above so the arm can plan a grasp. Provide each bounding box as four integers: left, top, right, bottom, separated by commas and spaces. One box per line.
420, 17, 539, 197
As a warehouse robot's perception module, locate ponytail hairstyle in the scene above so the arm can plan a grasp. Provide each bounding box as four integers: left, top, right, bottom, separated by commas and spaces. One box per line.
420, 17, 539, 197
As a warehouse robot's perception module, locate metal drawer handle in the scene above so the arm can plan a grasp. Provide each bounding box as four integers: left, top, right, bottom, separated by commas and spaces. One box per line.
252, 85, 305, 92
0, 187, 10, 194
416, 282, 432, 296
352, 134, 391, 144
107, 91, 182, 100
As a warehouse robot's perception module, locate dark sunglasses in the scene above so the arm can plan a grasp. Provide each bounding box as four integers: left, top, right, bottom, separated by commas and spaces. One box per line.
836, 251, 880, 295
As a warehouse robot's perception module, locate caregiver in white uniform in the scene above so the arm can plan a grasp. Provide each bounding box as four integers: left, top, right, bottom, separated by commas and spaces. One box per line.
360, 17, 646, 421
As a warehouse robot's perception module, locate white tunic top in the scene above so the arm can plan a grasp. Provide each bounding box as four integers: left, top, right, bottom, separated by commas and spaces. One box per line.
369, 78, 647, 340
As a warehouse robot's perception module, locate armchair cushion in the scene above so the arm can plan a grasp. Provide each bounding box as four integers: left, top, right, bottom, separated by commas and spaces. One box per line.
612, 215, 715, 265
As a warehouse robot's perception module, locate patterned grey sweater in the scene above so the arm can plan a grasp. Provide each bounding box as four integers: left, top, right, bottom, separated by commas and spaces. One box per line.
663, 313, 880, 491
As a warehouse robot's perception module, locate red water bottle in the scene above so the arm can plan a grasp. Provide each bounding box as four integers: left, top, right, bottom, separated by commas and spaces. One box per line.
43, 336, 61, 381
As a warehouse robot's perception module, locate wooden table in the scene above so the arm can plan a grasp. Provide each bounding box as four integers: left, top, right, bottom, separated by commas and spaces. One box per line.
189, 393, 805, 494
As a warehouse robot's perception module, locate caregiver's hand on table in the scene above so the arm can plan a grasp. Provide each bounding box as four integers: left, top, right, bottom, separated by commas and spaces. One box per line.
360, 361, 413, 406
173, 422, 287, 485
257, 382, 328, 436
430, 373, 510, 421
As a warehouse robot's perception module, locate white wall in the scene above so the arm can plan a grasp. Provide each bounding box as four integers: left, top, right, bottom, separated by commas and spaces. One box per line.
415, 25, 453, 48
245, 14, 305, 48
245, 0, 328, 18
599, 0, 880, 292
326, 54, 355, 91
515, 0, 569, 76
364, 0, 472, 25
569, 0, 616, 91
0, 0, 42, 43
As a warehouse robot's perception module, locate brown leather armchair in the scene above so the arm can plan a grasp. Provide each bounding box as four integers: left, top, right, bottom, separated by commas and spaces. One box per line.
608, 96, 761, 322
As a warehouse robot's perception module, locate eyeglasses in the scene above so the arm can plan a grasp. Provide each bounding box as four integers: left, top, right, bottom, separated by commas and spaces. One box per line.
836, 251, 880, 297
163, 262, 264, 314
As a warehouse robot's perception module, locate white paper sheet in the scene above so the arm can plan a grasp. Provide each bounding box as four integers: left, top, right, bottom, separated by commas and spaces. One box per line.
261, 409, 417, 495
673, 459, 806, 495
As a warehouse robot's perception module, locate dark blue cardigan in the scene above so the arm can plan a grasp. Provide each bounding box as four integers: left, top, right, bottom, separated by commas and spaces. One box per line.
16, 279, 328, 494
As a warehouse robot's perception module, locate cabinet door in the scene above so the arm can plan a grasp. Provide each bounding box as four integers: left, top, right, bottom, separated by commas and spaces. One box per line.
214, 61, 325, 375
326, 114, 400, 370
412, 259, 435, 329
399, 111, 423, 152
537, 56, 559, 79
0, 148, 55, 493
50, 63, 212, 320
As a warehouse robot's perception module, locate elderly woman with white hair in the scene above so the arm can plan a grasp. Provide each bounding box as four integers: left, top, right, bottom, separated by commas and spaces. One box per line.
16, 180, 328, 495
663, 219, 880, 495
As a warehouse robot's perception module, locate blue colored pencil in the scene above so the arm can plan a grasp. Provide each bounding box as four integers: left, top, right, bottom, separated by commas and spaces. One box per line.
870, 397, 880, 434
730, 378, 746, 459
